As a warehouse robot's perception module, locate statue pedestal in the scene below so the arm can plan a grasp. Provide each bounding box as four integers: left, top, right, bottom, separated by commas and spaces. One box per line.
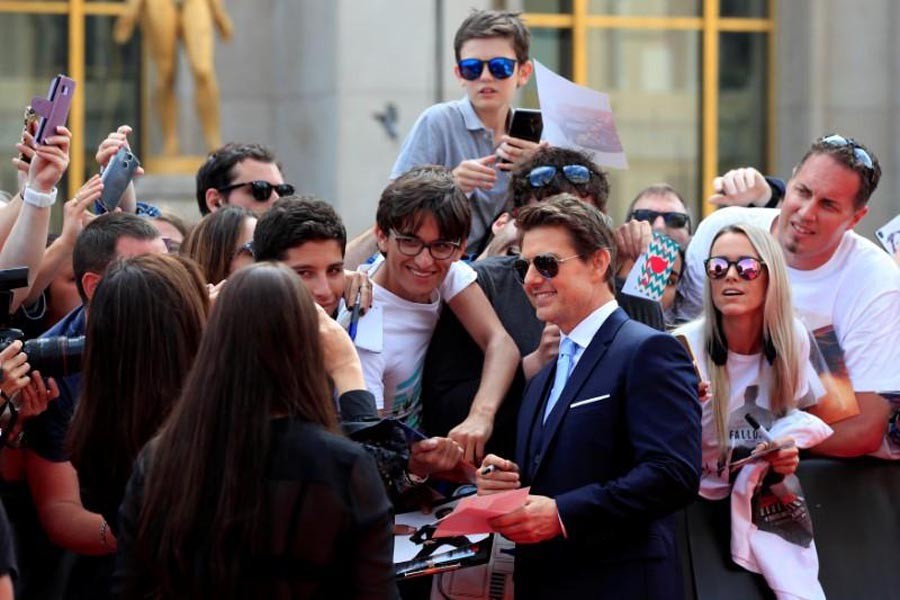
133, 172, 198, 224
131, 155, 207, 224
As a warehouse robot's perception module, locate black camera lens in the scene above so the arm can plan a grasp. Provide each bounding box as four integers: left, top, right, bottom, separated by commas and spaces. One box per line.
22, 336, 85, 379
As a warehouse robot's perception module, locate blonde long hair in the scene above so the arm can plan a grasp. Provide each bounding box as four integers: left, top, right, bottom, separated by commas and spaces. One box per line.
702, 224, 802, 461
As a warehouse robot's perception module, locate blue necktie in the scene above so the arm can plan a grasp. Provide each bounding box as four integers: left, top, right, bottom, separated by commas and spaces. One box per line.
543, 337, 577, 423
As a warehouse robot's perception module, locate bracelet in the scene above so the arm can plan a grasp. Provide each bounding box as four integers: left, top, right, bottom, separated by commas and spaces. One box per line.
99, 519, 112, 550
406, 470, 429, 485
5, 429, 24, 449
23, 185, 58, 208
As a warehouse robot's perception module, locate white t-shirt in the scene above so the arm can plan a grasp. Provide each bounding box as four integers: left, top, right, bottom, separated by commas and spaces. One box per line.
675, 318, 820, 500
350, 258, 477, 430
678, 207, 900, 458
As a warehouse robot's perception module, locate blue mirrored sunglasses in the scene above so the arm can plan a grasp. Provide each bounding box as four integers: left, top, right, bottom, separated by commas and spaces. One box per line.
527, 164, 592, 188
457, 57, 517, 81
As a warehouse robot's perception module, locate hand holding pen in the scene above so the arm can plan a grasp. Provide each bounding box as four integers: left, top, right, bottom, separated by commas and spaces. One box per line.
744, 414, 800, 476
476, 454, 520, 496
342, 272, 373, 341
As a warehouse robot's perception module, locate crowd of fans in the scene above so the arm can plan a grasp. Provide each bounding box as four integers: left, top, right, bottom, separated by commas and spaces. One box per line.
0, 8, 898, 600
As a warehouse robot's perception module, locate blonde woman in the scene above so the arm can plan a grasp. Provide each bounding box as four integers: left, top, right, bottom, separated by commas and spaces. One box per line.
675, 224, 817, 498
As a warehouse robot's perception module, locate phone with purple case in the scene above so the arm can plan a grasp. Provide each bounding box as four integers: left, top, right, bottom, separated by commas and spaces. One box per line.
99, 146, 140, 212
31, 75, 76, 145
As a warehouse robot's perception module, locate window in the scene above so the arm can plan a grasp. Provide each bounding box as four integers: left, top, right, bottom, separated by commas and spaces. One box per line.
0, 1, 140, 206
521, 0, 774, 220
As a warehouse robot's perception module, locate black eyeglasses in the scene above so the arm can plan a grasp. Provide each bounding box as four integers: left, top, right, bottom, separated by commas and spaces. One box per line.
457, 57, 517, 81
527, 164, 591, 188
819, 134, 875, 171
390, 231, 461, 260
629, 209, 691, 230
217, 180, 295, 202
513, 253, 581, 282
704, 256, 766, 281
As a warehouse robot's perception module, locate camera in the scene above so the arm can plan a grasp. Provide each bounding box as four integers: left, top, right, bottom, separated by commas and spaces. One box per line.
0, 267, 83, 379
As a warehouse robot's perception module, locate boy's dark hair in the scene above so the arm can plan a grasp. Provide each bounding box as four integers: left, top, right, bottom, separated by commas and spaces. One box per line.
195, 143, 281, 215
376, 166, 471, 244
72, 213, 161, 304
516, 194, 617, 292
510, 147, 610, 211
795, 135, 881, 209
454, 10, 531, 64
253, 196, 347, 262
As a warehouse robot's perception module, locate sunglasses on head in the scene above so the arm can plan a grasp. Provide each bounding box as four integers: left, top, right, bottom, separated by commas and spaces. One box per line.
629, 209, 690, 229
218, 180, 295, 202
704, 256, 766, 281
819, 134, 875, 171
527, 164, 592, 188
513, 253, 581, 283
457, 57, 517, 81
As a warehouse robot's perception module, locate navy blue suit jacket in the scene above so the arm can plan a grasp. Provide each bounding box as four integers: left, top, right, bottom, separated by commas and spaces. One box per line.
514, 308, 701, 600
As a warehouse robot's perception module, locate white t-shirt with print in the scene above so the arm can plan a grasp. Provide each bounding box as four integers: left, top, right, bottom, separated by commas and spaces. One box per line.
350, 257, 477, 430
678, 206, 900, 458
675, 318, 820, 500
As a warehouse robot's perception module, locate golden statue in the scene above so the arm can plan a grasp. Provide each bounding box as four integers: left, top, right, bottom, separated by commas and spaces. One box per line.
114, 0, 234, 156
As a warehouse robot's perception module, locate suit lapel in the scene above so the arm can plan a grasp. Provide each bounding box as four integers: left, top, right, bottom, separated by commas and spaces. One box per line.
535, 309, 630, 473
516, 366, 554, 470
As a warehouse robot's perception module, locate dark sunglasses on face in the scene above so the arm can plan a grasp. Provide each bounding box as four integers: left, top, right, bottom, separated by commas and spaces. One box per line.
629, 209, 691, 230
457, 57, 517, 81
527, 164, 592, 188
217, 180, 295, 202
704, 256, 766, 281
390, 230, 461, 260
513, 253, 581, 283
819, 134, 875, 171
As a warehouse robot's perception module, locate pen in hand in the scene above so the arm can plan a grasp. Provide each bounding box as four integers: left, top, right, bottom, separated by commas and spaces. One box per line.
480, 464, 496, 476
347, 287, 363, 341
744, 414, 775, 444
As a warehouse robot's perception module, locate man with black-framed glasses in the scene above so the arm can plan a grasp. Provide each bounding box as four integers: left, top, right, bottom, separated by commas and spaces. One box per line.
195, 142, 293, 216
350, 165, 519, 468
678, 134, 900, 460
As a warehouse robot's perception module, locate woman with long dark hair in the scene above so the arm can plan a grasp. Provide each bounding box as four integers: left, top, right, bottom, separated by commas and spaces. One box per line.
114, 262, 396, 599
181, 205, 256, 283
64, 253, 208, 597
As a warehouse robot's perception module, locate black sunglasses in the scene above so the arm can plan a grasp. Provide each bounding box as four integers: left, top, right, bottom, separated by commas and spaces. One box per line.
527, 164, 592, 188
819, 134, 874, 171
218, 180, 295, 202
513, 253, 581, 282
629, 209, 691, 230
390, 230, 461, 260
457, 57, 517, 81
704, 256, 766, 281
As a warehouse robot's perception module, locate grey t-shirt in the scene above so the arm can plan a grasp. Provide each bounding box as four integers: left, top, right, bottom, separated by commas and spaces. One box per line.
391, 97, 510, 255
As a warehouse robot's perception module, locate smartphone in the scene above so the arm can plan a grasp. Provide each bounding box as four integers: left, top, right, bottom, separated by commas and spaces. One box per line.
31, 75, 76, 145
99, 146, 140, 212
508, 108, 543, 143
18, 106, 40, 164
500, 109, 543, 164
674, 334, 702, 381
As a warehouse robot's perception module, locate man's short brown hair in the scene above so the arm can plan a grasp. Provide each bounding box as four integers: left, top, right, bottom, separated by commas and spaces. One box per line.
454, 10, 531, 64
516, 194, 616, 291
795, 135, 881, 209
